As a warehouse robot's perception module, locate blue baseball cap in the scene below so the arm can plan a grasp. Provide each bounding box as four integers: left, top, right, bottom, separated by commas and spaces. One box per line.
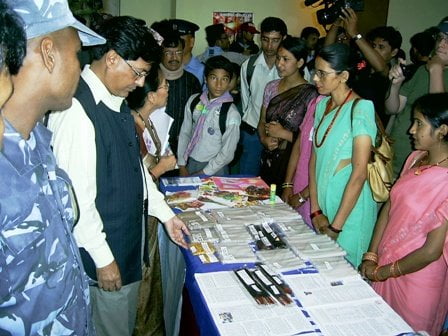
7, 0, 105, 46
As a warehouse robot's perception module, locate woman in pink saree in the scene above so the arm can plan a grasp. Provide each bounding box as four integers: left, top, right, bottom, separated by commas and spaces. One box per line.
282, 95, 323, 228
360, 93, 448, 336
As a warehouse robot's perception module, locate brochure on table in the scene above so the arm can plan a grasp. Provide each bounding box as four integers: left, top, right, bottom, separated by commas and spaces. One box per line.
164, 176, 415, 336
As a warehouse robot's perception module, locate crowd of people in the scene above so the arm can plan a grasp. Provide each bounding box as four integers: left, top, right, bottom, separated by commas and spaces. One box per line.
0, 0, 447, 335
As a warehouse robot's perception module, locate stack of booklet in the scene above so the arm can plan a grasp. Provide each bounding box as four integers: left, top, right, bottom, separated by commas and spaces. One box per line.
179, 203, 347, 270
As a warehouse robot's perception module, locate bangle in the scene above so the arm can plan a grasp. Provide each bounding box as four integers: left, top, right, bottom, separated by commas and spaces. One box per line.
373, 265, 382, 282
389, 262, 396, 278
395, 260, 402, 276
282, 182, 293, 188
362, 252, 378, 264
310, 209, 323, 219
149, 170, 157, 182
328, 224, 342, 233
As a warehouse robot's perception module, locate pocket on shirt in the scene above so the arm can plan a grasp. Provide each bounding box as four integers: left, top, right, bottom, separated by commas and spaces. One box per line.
0, 203, 49, 256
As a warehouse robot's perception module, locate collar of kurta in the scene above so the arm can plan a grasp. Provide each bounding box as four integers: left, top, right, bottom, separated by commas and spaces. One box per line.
81, 65, 124, 112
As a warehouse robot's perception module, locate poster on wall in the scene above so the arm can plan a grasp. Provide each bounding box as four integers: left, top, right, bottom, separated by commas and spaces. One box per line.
212, 12, 254, 42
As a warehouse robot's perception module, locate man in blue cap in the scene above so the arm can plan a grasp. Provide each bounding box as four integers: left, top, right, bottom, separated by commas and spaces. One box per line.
0, 0, 105, 335
169, 18, 205, 85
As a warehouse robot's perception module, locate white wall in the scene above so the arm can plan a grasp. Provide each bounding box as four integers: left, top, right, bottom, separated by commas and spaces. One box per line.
176, 0, 325, 56
120, 0, 326, 56
119, 0, 448, 59
120, 0, 172, 25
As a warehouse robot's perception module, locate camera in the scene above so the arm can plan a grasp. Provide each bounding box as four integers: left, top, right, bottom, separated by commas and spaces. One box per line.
305, 0, 364, 26
399, 63, 413, 79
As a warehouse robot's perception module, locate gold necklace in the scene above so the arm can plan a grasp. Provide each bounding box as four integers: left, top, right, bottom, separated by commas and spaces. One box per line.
414, 155, 448, 175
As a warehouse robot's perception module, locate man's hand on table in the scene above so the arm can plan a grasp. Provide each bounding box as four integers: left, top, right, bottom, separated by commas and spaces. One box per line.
164, 215, 190, 249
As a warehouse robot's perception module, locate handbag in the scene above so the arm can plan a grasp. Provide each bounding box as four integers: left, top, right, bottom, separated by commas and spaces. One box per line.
138, 112, 162, 170
351, 99, 393, 202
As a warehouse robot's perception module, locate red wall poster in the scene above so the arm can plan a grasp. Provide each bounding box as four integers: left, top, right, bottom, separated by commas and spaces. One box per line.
212, 12, 254, 42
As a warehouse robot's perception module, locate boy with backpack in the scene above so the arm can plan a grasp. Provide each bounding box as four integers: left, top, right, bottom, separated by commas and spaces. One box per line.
239, 17, 287, 176
178, 56, 241, 176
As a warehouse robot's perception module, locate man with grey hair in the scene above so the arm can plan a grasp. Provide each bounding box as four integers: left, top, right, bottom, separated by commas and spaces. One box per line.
0, 0, 105, 335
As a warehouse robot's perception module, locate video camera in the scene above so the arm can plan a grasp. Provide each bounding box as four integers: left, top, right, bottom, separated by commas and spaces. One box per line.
305, 0, 364, 26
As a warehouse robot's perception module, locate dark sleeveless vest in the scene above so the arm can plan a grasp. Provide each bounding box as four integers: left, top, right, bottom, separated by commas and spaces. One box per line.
75, 78, 146, 285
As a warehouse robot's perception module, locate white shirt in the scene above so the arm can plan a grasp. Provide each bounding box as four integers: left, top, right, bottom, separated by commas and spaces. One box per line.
240, 53, 280, 128
48, 65, 174, 269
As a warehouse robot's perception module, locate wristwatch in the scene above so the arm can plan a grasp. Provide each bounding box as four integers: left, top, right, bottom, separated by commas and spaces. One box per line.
352, 33, 363, 41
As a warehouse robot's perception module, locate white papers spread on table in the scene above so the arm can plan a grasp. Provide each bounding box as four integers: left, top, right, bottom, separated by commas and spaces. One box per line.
308, 297, 413, 336
285, 234, 347, 260
257, 249, 308, 273
284, 273, 414, 336
215, 242, 258, 264
286, 274, 377, 307
310, 256, 359, 282
195, 271, 318, 336
148, 106, 173, 155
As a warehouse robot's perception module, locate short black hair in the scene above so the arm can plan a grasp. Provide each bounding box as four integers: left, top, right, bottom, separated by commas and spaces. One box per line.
410, 31, 436, 58
204, 56, 233, 80
127, 66, 161, 110
300, 27, 320, 39
0, 0, 26, 75
413, 93, 448, 142
91, 16, 161, 65
366, 26, 402, 51
260, 17, 287, 36
205, 24, 226, 47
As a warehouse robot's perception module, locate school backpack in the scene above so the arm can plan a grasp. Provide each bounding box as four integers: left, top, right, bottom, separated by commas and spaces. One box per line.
189, 94, 232, 134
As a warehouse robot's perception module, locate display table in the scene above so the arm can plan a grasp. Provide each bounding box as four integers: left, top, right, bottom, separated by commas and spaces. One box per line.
159, 177, 416, 336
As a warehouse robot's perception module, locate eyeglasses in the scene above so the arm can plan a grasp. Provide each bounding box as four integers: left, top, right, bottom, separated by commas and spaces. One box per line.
163, 50, 183, 57
124, 60, 149, 79
314, 69, 338, 79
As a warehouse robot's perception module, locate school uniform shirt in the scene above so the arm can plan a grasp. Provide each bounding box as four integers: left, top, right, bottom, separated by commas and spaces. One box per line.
177, 93, 241, 175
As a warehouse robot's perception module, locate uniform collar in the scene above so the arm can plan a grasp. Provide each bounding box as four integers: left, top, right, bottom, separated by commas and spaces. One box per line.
1, 119, 52, 175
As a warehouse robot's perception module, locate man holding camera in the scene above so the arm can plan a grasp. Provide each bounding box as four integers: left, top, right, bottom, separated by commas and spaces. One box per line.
386, 17, 448, 178
325, 8, 402, 129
